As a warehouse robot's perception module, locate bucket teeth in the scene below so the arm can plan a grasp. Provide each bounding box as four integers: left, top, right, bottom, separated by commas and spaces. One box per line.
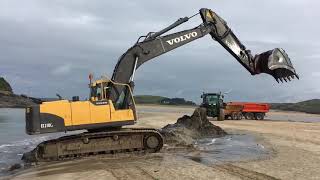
254, 48, 299, 83
271, 67, 299, 83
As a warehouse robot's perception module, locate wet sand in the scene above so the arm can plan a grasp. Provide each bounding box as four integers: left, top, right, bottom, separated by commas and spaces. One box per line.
5, 105, 320, 180
214, 120, 320, 179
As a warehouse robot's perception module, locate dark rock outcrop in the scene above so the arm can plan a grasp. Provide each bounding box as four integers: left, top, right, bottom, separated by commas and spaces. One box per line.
0, 77, 38, 108
0, 77, 13, 94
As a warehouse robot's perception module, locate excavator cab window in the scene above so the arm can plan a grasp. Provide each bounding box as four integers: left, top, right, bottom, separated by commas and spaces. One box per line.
115, 91, 125, 108
90, 83, 103, 101
103, 86, 110, 99
96, 85, 102, 100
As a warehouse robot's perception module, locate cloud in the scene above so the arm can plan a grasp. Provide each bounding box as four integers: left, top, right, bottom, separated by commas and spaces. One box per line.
0, 0, 319, 102
52, 14, 101, 26
311, 72, 320, 77
305, 54, 320, 59
51, 64, 72, 76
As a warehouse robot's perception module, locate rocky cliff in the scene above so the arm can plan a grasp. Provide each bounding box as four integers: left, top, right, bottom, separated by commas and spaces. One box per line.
0, 77, 36, 108
0, 77, 13, 94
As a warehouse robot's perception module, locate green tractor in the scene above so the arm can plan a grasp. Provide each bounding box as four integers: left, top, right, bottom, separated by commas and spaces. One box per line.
200, 93, 225, 121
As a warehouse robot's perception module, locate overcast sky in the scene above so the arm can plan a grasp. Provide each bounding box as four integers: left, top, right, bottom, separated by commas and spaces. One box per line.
0, 0, 319, 103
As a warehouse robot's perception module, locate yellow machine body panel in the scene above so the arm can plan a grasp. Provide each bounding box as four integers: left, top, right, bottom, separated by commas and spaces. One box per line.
40, 100, 72, 126
109, 101, 135, 122
70, 101, 91, 126
89, 103, 111, 124
36, 99, 135, 133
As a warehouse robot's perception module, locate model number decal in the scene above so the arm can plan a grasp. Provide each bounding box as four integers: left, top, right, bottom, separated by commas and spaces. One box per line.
41, 123, 54, 129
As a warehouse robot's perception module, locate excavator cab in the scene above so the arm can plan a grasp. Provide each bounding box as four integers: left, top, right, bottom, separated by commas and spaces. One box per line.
89, 77, 136, 113
89, 79, 110, 102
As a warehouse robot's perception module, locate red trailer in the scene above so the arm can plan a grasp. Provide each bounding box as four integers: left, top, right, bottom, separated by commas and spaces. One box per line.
225, 102, 270, 120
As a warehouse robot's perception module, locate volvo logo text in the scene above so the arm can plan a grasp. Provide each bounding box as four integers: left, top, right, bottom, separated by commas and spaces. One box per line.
166, 32, 198, 45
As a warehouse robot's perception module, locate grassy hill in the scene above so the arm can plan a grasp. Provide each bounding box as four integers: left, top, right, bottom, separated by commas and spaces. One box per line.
134, 95, 320, 113
271, 99, 320, 114
134, 95, 196, 106
134, 95, 167, 104
0, 77, 12, 93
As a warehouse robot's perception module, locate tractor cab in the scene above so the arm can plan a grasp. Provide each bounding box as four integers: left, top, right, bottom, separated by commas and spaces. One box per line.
200, 93, 225, 120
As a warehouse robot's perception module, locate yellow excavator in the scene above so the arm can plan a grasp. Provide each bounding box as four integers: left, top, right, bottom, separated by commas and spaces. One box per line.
24, 8, 299, 161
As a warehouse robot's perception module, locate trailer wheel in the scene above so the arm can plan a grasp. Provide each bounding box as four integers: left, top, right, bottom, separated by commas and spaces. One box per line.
231, 112, 238, 120
245, 113, 254, 120
243, 113, 248, 119
254, 113, 264, 120
237, 112, 243, 120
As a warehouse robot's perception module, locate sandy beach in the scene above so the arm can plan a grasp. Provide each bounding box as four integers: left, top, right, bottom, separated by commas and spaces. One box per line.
4, 105, 320, 180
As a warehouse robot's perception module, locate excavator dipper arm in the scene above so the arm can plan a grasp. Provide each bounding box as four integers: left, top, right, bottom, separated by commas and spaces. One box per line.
199, 8, 299, 82
109, 8, 299, 107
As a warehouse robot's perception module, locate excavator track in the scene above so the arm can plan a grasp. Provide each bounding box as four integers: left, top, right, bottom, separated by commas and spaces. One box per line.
22, 128, 163, 162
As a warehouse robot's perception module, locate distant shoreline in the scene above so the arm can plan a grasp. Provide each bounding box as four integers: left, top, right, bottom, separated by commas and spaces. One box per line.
1, 93, 319, 115
136, 103, 197, 108
0, 93, 36, 108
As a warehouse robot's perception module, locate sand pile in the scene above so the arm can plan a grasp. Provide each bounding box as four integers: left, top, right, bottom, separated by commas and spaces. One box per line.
161, 107, 226, 145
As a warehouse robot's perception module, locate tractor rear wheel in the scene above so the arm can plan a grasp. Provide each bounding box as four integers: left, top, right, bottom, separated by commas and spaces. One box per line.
218, 109, 224, 121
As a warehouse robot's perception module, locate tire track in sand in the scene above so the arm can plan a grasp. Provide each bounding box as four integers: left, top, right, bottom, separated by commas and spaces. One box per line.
213, 164, 280, 180
109, 166, 157, 180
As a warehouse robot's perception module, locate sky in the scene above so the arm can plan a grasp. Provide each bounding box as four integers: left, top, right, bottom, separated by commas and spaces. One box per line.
0, 0, 319, 103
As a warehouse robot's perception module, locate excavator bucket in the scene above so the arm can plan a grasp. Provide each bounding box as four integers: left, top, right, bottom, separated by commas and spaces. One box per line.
254, 48, 299, 82
199, 8, 299, 83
